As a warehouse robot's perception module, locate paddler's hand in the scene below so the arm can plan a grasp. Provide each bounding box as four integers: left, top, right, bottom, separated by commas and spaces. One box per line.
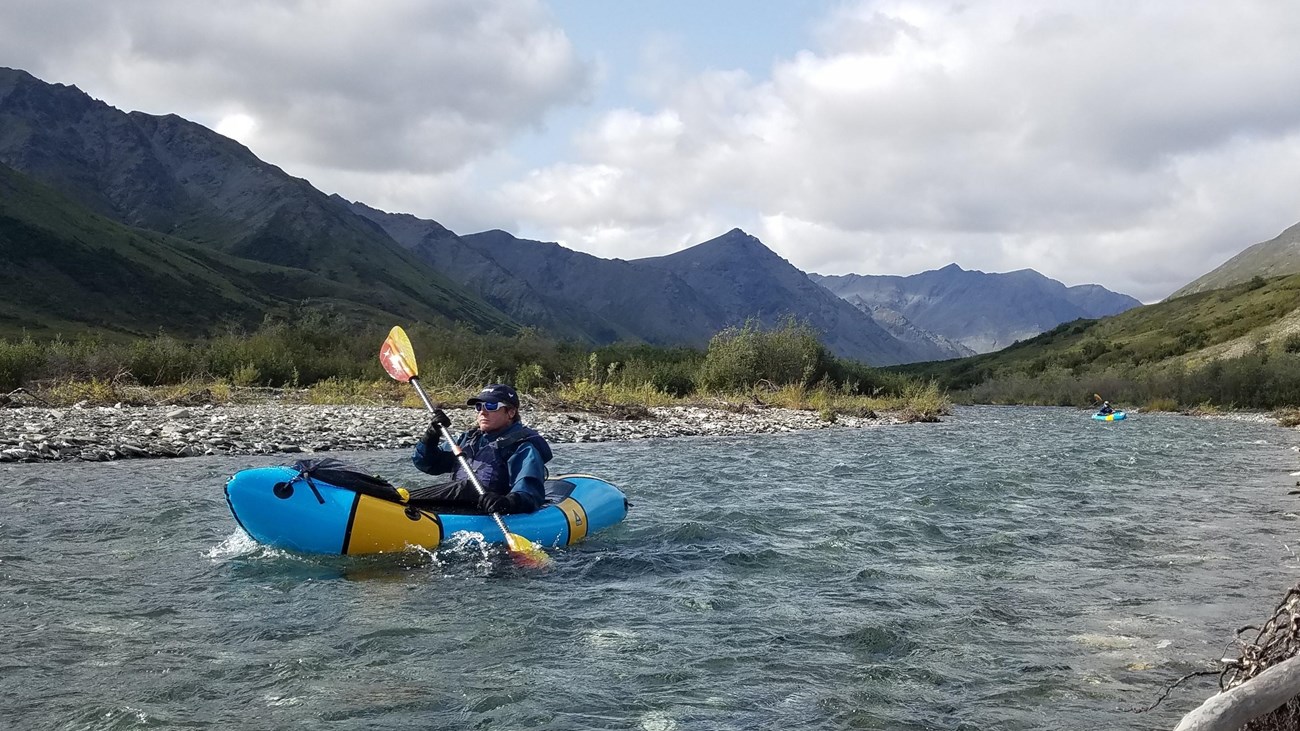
425, 408, 452, 442
478, 492, 505, 513
479, 492, 535, 515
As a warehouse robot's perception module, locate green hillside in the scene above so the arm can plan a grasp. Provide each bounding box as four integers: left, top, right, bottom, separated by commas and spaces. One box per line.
896, 273, 1300, 408
0, 163, 512, 340
0, 66, 520, 338
1170, 222, 1300, 299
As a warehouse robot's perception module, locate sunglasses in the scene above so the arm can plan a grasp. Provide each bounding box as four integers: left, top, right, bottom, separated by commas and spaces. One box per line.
474, 401, 511, 412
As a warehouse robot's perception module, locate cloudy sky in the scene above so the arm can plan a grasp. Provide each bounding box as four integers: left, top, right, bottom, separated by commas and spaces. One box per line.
5, 0, 1300, 302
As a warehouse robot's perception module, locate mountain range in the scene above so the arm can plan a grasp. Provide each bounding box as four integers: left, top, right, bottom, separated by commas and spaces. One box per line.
1, 65, 1149, 365
350, 199, 927, 363
813, 265, 1143, 354
0, 67, 513, 335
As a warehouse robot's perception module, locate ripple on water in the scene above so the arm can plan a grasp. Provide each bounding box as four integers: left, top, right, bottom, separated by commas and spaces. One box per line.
2, 409, 1300, 729
639, 710, 679, 731
583, 627, 643, 652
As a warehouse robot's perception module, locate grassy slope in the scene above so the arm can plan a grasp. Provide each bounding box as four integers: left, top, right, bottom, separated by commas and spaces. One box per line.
0, 164, 504, 340
894, 274, 1300, 390
1169, 222, 1300, 298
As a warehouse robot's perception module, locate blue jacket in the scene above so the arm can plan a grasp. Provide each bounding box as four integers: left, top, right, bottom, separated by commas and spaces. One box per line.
412, 421, 552, 508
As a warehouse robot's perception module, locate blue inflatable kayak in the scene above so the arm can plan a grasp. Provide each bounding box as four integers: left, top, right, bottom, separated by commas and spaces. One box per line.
225, 464, 630, 556
1092, 411, 1126, 421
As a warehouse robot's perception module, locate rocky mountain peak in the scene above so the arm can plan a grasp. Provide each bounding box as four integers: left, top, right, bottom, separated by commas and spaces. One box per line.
649, 227, 789, 271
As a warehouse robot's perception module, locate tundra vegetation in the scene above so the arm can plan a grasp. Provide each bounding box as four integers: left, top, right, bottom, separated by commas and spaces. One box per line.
896, 272, 1300, 418
0, 316, 949, 423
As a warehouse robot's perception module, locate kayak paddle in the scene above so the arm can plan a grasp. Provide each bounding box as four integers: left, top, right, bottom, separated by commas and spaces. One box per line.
380, 326, 552, 568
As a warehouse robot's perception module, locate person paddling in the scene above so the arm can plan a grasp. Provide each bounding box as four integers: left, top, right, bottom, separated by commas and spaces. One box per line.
1097, 400, 1114, 415
409, 384, 552, 514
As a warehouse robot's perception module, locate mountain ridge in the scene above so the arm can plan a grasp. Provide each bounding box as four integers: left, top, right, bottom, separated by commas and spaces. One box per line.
0, 160, 425, 338
0, 66, 517, 333
1170, 222, 1300, 299
813, 264, 1142, 353
1, 65, 1160, 368
354, 205, 937, 364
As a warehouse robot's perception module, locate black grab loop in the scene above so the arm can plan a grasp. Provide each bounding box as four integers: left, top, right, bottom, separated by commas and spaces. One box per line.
273, 482, 294, 499
299, 474, 326, 504
290, 458, 404, 504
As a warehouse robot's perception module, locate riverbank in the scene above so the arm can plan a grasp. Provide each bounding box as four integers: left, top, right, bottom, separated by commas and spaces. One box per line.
0, 400, 901, 463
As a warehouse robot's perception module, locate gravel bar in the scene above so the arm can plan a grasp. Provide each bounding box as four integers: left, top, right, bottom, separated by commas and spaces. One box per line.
0, 402, 902, 463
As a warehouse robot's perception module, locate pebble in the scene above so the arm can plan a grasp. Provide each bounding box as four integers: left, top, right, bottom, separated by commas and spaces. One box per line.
0, 402, 904, 463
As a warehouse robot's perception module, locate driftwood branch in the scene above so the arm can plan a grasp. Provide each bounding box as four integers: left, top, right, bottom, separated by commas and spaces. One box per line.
1174, 655, 1300, 731
1, 387, 49, 407
1137, 669, 1221, 713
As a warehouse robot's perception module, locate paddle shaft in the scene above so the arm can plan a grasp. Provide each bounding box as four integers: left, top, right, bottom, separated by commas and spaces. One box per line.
409, 375, 517, 544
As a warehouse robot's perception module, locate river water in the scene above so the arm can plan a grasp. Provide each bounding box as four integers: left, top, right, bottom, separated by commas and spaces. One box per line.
4, 405, 1300, 730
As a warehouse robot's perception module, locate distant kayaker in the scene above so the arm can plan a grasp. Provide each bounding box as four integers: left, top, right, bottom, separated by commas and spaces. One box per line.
1097, 400, 1114, 415
409, 384, 552, 514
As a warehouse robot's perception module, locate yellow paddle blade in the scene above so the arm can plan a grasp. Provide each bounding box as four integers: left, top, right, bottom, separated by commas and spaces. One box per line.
380, 326, 418, 382
505, 532, 553, 568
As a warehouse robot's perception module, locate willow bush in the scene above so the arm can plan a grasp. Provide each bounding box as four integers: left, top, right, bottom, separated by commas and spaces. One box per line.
0, 336, 43, 391
957, 348, 1300, 410
0, 313, 950, 412
697, 319, 833, 392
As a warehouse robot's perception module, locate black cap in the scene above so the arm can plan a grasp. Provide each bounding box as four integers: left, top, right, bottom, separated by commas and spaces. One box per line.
467, 384, 520, 408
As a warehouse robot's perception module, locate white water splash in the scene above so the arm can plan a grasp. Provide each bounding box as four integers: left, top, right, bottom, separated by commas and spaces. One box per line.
1070, 633, 1141, 650
639, 710, 678, 731
439, 530, 499, 572
584, 627, 641, 652
204, 530, 284, 561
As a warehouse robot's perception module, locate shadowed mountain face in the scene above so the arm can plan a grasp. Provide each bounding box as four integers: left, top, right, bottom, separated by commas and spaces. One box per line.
1170, 221, 1300, 299
346, 199, 697, 345
845, 301, 977, 360
813, 264, 1143, 354
352, 204, 942, 364
0, 66, 516, 333
2, 65, 1141, 366
0, 161, 262, 337
635, 230, 933, 364
0, 161, 445, 338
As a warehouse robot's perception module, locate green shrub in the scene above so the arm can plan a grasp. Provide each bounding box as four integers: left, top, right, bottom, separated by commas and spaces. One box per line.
0, 308, 961, 413
127, 334, 205, 384
898, 381, 951, 422
1276, 409, 1300, 428
514, 363, 547, 393
1144, 397, 1178, 412
1080, 340, 1109, 361
230, 362, 262, 387
698, 318, 832, 391
645, 362, 696, 397
44, 377, 118, 406
0, 337, 43, 391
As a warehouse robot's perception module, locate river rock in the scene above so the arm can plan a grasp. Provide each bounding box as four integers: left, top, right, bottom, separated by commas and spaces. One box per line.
0, 402, 903, 463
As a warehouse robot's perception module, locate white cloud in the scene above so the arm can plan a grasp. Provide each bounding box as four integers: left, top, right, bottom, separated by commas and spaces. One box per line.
500, 0, 1300, 301
215, 113, 258, 144
4, 0, 1300, 302
0, 0, 593, 174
